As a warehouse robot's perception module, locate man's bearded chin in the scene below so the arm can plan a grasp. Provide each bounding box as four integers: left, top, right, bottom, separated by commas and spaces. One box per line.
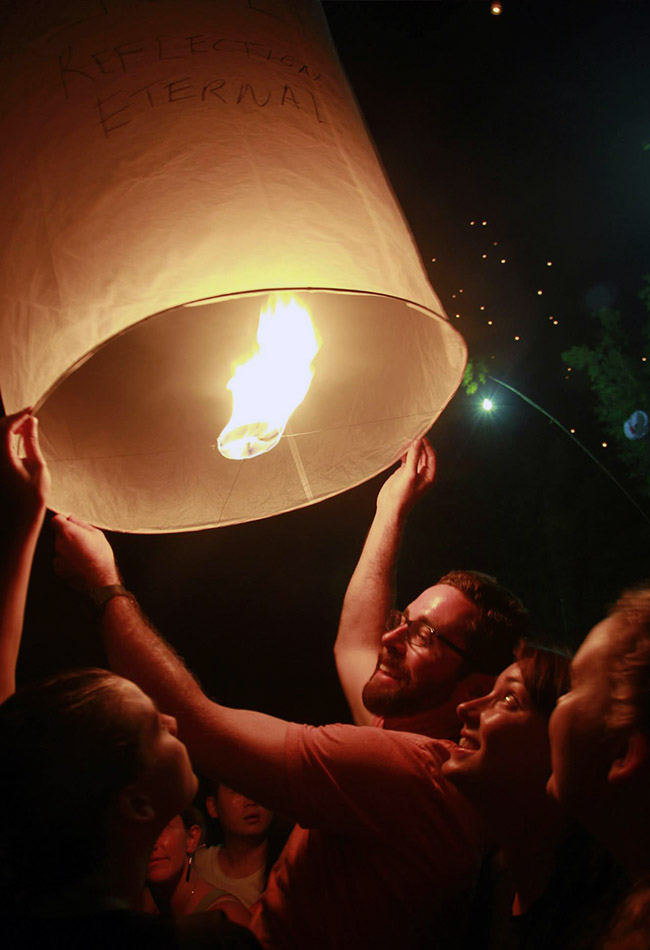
362, 670, 414, 717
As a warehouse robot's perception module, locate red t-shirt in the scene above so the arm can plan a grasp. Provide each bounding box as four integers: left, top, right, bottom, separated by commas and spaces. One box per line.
250, 723, 483, 950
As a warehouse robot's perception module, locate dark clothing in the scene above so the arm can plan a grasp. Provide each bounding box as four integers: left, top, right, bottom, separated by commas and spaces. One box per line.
6, 909, 260, 950
463, 828, 626, 950
510, 829, 626, 950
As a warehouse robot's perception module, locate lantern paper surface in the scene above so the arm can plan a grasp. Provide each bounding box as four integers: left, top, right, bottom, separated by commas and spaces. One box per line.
0, 0, 466, 532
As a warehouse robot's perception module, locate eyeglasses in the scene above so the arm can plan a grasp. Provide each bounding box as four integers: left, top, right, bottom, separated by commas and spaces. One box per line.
385, 610, 473, 664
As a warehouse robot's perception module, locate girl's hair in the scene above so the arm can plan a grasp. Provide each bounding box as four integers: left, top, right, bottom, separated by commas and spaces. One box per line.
0, 668, 149, 903
516, 642, 572, 719
200, 779, 291, 882
180, 804, 205, 839
606, 584, 650, 734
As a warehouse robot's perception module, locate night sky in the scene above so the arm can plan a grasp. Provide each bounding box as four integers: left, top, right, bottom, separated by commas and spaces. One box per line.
15, 1, 650, 725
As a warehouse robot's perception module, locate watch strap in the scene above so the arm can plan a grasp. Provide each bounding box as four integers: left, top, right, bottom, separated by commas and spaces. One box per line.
87, 584, 135, 611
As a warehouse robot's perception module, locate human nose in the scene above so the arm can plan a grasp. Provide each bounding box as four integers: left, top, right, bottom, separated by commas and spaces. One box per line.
456, 694, 486, 725
381, 620, 408, 652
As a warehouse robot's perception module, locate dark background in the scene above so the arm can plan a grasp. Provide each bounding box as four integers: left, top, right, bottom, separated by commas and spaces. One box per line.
15, 0, 650, 724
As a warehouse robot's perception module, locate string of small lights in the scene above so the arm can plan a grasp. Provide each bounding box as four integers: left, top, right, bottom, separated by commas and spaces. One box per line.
429, 217, 613, 448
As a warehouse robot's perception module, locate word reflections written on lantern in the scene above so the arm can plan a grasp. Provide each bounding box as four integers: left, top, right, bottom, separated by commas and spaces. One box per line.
217, 294, 322, 460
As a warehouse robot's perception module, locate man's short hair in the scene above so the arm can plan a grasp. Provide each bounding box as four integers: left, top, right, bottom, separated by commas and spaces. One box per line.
438, 570, 530, 676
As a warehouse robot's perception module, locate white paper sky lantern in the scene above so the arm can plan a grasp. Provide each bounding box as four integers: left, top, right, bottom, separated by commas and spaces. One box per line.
0, 0, 466, 532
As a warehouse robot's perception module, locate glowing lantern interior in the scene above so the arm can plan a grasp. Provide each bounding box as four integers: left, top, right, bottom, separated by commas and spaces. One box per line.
218, 295, 321, 460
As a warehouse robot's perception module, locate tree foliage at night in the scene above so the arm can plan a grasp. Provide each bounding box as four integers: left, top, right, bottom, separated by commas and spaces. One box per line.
461, 359, 487, 395
562, 279, 650, 499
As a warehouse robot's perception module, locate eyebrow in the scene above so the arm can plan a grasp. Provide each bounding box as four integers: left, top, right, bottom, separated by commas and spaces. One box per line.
404, 611, 456, 635
403, 611, 429, 627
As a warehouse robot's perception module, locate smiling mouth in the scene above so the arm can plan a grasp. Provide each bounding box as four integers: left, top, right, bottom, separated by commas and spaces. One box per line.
376, 662, 403, 680
458, 733, 480, 751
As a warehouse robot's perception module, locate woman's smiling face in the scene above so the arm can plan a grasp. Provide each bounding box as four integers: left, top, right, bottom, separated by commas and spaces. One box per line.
442, 662, 553, 809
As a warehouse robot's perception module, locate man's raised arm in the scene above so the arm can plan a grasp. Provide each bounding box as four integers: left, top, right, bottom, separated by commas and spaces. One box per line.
334, 438, 436, 725
52, 516, 292, 814
0, 411, 50, 703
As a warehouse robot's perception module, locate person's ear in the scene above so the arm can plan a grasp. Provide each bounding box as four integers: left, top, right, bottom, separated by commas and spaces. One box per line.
456, 672, 494, 705
117, 785, 156, 823
608, 730, 649, 785
186, 823, 202, 854
205, 796, 219, 820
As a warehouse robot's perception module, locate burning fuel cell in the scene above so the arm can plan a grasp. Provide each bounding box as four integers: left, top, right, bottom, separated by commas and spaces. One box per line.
218, 296, 321, 461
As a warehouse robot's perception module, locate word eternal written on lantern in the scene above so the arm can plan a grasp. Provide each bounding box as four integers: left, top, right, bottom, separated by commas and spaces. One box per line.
96, 78, 327, 138
217, 295, 321, 460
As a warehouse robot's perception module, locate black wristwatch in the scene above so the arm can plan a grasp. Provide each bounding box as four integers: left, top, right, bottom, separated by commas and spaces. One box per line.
87, 584, 135, 613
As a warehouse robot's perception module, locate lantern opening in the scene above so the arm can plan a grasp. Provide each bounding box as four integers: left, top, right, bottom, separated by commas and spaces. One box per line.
217, 295, 321, 460
31, 289, 463, 532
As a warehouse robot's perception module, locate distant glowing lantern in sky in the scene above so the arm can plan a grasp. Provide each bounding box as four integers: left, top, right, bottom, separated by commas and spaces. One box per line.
0, 0, 466, 532
491, 2, 503, 15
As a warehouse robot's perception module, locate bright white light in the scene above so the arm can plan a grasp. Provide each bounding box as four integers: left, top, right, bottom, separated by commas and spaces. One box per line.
482, 398, 494, 412
218, 295, 321, 459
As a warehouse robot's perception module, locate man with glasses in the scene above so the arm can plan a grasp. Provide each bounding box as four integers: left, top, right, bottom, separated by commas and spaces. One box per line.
335, 438, 528, 739
51, 438, 527, 950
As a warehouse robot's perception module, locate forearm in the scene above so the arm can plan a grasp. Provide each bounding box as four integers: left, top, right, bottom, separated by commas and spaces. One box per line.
335, 506, 404, 658
101, 594, 202, 716
52, 513, 292, 807
100, 595, 292, 813
334, 506, 406, 724
335, 438, 434, 671
0, 509, 45, 702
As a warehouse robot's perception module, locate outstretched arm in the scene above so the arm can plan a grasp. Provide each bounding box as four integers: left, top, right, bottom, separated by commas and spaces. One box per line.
52, 517, 291, 813
334, 438, 436, 725
0, 411, 50, 703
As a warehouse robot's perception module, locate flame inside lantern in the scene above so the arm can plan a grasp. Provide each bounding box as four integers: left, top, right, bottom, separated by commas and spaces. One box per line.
217, 295, 322, 460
